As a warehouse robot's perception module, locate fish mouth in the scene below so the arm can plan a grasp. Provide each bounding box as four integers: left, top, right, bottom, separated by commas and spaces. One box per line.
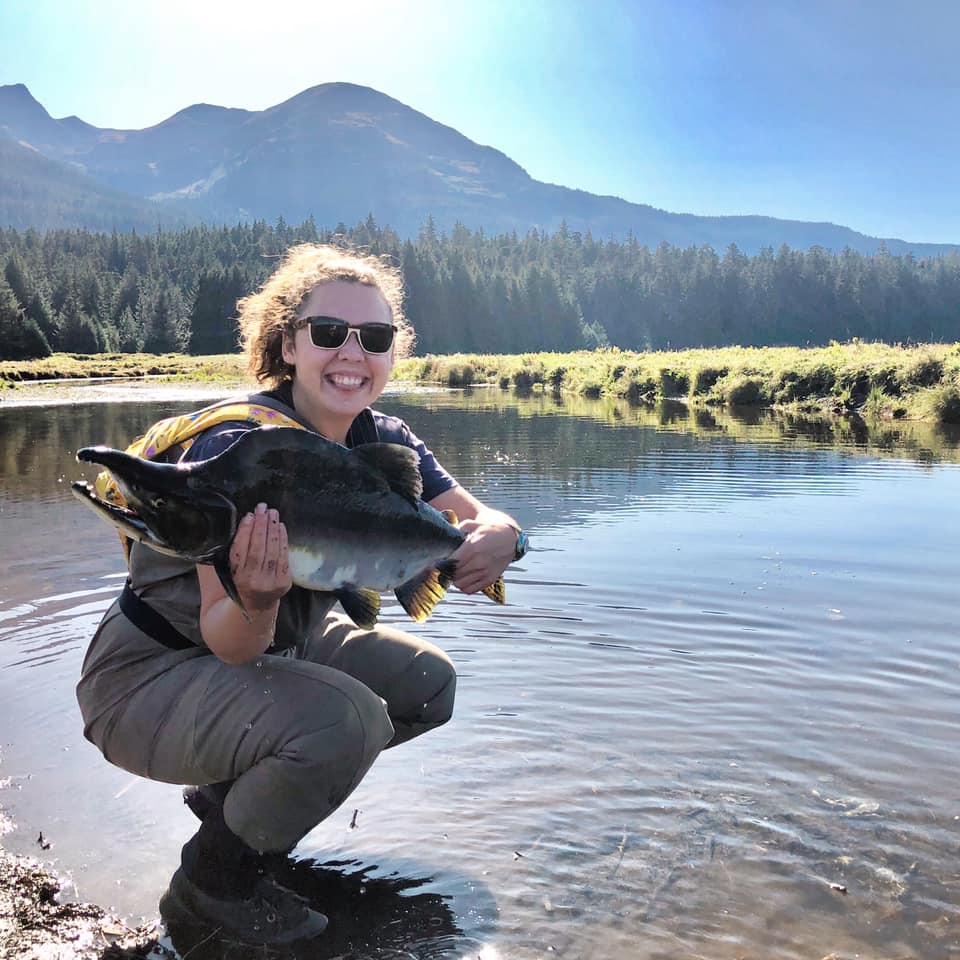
74, 445, 238, 560
71, 480, 188, 557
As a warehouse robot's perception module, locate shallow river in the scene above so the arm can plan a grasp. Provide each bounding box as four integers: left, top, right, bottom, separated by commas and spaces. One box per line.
1, 386, 958, 959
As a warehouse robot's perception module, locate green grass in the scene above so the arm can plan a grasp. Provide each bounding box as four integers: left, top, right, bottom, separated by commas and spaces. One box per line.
0, 352, 247, 383
5, 342, 960, 425
393, 341, 960, 424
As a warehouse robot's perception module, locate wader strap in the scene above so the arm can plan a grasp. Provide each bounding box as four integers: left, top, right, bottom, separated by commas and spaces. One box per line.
119, 580, 205, 652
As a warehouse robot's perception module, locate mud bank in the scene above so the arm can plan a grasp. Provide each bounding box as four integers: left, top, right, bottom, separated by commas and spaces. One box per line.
0, 843, 164, 959
0, 379, 244, 409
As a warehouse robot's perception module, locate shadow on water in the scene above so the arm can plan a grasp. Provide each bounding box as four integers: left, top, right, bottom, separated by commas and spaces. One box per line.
160, 856, 493, 960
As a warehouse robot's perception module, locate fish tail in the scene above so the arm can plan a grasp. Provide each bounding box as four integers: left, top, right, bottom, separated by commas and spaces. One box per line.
482, 576, 507, 605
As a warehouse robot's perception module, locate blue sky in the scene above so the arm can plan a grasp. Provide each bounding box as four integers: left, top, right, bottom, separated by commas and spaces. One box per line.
3, 0, 959, 242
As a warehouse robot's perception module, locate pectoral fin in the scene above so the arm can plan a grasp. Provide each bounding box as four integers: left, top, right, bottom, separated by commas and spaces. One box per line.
212, 550, 252, 622
336, 587, 381, 629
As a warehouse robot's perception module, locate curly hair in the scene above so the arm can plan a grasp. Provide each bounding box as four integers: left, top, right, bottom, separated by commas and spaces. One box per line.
237, 243, 414, 387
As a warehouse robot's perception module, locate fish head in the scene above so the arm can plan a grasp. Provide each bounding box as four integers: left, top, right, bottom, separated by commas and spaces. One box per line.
73, 445, 237, 561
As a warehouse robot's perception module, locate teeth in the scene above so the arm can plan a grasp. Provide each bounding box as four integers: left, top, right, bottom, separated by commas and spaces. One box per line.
329, 374, 364, 387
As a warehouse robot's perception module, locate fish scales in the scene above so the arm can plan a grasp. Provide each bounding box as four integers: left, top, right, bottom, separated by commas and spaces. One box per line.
72, 426, 505, 627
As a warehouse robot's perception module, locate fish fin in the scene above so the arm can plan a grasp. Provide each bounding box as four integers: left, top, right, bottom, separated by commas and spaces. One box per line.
352, 443, 423, 506
395, 567, 450, 623
482, 576, 507, 605
336, 587, 381, 629
213, 551, 252, 622
440, 509, 459, 525
435, 558, 457, 586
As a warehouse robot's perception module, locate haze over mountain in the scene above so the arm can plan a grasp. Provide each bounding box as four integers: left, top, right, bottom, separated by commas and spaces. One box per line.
1, 81, 956, 257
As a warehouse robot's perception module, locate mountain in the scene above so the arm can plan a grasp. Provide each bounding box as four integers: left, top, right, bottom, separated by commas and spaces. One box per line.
0, 137, 192, 232
1, 81, 956, 256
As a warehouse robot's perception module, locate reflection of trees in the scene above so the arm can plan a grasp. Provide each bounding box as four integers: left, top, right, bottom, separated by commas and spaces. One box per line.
391, 390, 960, 468
0, 401, 199, 499
1, 391, 957, 510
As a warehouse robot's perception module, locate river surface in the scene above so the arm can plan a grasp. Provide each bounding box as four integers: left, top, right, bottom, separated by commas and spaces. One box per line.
1, 385, 958, 959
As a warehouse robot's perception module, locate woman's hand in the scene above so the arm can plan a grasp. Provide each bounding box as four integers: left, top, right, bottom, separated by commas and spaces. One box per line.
229, 502, 292, 613
449, 519, 518, 594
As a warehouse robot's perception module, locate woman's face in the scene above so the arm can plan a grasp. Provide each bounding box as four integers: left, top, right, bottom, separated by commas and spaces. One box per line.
282, 280, 395, 427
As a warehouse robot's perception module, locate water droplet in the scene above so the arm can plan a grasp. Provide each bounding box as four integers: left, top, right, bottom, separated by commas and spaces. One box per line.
255, 660, 263, 668
263, 688, 271, 695
264, 673, 272, 680
246, 722, 253, 730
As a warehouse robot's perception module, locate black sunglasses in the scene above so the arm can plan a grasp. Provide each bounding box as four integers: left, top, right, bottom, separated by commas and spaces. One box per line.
304, 316, 397, 355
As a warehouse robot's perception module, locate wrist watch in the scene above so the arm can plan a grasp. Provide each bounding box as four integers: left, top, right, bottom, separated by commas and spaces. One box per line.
512, 527, 529, 562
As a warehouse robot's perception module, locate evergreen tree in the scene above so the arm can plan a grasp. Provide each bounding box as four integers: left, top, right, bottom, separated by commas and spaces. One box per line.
115, 306, 144, 353
4, 254, 31, 308
0, 277, 51, 359
58, 295, 101, 353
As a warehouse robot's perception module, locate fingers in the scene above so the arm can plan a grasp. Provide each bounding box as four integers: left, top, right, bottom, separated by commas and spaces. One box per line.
450, 521, 516, 594
450, 547, 495, 594
230, 510, 255, 572
277, 520, 289, 577
231, 504, 289, 577
247, 503, 270, 569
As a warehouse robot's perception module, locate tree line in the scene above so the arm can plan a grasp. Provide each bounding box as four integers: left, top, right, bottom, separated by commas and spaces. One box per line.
1, 216, 958, 361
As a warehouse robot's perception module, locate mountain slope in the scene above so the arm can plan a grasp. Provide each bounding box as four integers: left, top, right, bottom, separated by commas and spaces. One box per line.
0, 81, 955, 255
0, 137, 192, 232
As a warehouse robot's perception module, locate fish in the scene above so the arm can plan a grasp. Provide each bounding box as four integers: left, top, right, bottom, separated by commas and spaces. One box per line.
71, 426, 506, 628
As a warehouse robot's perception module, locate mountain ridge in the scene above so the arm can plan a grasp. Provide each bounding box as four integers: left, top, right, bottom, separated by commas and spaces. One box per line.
0, 81, 956, 256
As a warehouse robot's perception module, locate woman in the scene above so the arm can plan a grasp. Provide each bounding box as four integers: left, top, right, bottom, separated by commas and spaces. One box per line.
76, 244, 526, 945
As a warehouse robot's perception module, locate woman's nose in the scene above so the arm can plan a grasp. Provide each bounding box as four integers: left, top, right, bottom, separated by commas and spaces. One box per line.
337, 328, 366, 357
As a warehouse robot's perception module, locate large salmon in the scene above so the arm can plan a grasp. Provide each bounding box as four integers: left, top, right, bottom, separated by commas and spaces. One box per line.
71, 426, 506, 627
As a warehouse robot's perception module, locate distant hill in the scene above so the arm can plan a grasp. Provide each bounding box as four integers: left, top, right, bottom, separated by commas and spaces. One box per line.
1, 81, 957, 256
0, 137, 192, 232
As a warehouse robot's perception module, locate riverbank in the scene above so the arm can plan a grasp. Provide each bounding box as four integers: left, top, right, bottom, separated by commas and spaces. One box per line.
394, 341, 960, 424
0, 838, 161, 959
3, 343, 959, 422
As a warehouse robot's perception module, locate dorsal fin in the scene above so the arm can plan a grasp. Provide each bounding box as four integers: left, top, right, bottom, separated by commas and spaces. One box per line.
351, 443, 423, 506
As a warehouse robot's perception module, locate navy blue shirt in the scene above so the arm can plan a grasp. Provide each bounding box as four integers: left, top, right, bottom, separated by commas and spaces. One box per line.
182, 399, 457, 503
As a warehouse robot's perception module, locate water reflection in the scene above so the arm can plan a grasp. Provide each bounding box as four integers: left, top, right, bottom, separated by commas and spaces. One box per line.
160, 857, 481, 960
1, 389, 958, 504
1, 387, 959, 960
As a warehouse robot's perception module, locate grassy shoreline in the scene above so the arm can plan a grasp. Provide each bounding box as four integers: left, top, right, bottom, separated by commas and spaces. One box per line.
3, 343, 959, 423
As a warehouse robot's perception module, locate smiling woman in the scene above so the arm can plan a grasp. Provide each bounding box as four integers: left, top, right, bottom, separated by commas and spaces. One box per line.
73, 242, 526, 949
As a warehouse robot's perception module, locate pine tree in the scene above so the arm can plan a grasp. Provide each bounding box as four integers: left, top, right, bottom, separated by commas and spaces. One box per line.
59, 295, 101, 354
0, 277, 50, 359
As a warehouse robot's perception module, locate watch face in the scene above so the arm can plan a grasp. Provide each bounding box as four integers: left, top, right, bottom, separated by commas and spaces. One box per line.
514, 530, 529, 561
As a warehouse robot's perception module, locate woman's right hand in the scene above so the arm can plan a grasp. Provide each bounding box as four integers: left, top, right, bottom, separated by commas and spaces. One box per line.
229, 502, 292, 614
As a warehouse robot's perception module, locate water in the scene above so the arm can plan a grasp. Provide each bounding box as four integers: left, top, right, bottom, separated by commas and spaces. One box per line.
1, 385, 959, 959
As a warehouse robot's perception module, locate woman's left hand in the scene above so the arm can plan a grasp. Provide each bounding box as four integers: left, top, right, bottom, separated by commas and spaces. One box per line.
449, 520, 518, 594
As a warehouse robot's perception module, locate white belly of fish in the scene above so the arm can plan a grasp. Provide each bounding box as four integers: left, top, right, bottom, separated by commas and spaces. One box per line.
287, 544, 450, 592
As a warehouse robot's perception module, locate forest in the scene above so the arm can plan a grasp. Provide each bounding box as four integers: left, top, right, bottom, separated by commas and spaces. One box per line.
0, 216, 958, 361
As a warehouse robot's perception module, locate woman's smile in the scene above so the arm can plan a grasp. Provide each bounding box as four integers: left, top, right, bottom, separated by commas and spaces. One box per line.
325, 371, 367, 389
